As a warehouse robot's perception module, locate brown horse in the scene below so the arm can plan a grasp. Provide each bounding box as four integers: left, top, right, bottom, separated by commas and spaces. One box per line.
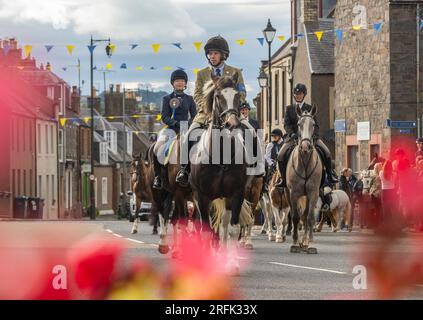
268, 170, 290, 243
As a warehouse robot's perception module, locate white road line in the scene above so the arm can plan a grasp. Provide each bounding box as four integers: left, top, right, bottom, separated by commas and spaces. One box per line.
105, 229, 113, 233
125, 238, 145, 244
112, 233, 123, 238
269, 262, 348, 275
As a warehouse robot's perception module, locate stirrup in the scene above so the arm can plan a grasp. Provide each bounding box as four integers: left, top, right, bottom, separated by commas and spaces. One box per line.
176, 171, 189, 187
153, 176, 162, 190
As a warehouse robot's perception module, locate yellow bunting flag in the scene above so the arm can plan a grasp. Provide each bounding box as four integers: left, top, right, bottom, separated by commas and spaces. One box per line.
109, 44, 116, 54
314, 31, 324, 42
132, 115, 140, 119
156, 114, 162, 121
152, 44, 161, 54
106, 62, 112, 70
24, 45, 33, 58
163, 66, 173, 71
236, 39, 245, 46
17, 66, 25, 70
60, 118, 67, 127
193, 68, 200, 76
84, 117, 90, 124
278, 36, 285, 42
135, 66, 143, 71
193, 42, 202, 53
352, 25, 361, 31
66, 45, 75, 55
108, 116, 115, 120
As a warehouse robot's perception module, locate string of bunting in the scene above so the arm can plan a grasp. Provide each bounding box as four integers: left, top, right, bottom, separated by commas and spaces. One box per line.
59, 113, 162, 127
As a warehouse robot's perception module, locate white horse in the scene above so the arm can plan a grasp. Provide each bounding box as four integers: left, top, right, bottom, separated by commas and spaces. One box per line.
314, 188, 352, 232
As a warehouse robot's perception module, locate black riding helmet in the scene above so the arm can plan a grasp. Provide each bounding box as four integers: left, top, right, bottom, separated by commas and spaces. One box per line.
417, 137, 423, 143
204, 35, 230, 61
170, 69, 188, 85
293, 83, 307, 96
239, 102, 251, 110
271, 128, 283, 137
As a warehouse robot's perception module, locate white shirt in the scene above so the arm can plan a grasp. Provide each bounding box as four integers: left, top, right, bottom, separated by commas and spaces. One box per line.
379, 171, 396, 190
265, 140, 282, 166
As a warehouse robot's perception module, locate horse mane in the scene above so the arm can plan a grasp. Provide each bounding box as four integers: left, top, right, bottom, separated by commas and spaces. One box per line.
202, 76, 237, 115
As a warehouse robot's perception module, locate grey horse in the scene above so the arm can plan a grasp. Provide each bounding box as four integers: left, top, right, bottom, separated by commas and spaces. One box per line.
285, 104, 322, 254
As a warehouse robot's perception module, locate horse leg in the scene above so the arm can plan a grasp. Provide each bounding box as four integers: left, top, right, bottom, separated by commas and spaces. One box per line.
158, 193, 172, 254
227, 195, 244, 276
131, 197, 141, 234
259, 196, 268, 234
305, 194, 318, 254
275, 207, 284, 243
238, 226, 246, 247
171, 199, 185, 259
151, 202, 159, 235
195, 194, 214, 249
281, 207, 289, 242
290, 199, 301, 253
244, 224, 253, 249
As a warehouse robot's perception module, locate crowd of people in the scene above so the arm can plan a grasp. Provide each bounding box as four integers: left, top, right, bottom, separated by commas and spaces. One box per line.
335, 139, 423, 232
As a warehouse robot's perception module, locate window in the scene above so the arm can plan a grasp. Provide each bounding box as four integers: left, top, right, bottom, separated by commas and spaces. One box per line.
37, 124, 41, 154
50, 125, 54, 154
127, 131, 133, 155
47, 87, 55, 100
58, 129, 64, 162
23, 170, 26, 195
17, 119, 20, 152
102, 177, 108, 205
23, 119, 26, 152
38, 175, 42, 198
274, 73, 279, 122
12, 169, 15, 196
52, 175, 56, 205
104, 131, 117, 153
100, 142, 108, 165
319, 0, 336, 19
17, 169, 21, 195
29, 169, 33, 196
46, 175, 50, 206
282, 71, 287, 117
59, 85, 64, 115
296, 0, 302, 38
45, 124, 49, 155
370, 144, 380, 162
347, 146, 359, 173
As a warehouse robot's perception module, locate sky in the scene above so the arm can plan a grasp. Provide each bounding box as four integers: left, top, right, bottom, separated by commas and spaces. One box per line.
1, 0, 291, 102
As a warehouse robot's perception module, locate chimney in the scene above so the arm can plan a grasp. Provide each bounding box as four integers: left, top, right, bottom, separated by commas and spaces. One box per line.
71, 86, 80, 114
109, 84, 114, 93
301, 0, 318, 23
116, 84, 121, 93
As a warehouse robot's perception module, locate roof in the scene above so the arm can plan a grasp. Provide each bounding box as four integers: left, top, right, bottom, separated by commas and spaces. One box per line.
304, 20, 335, 74
17, 69, 66, 86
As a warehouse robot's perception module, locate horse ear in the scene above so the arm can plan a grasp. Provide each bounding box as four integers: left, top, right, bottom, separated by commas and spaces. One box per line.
311, 104, 318, 116
296, 104, 302, 117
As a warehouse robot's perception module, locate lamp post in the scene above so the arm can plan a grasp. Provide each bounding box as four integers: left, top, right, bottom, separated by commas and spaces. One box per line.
89, 35, 111, 220
263, 19, 276, 141
257, 68, 269, 139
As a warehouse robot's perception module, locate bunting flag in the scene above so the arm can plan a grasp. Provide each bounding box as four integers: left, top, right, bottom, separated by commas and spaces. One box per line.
135, 66, 143, 71
257, 37, 264, 46
132, 115, 140, 119
3, 43, 10, 56
236, 39, 245, 46
421, 19, 423, 29
335, 29, 343, 43
66, 45, 75, 55
87, 45, 96, 54
314, 31, 324, 42
373, 22, 382, 34
45, 45, 54, 53
84, 117, 90, 124
193, 42, 202, 53
62, 67, 67, 71
24, 45, 33, 58
278, 36, 285, 42
130, 44, 138, 50
156, 114, 162, 121
120, 63, 127, 69
109, 44, 116, 54
172, 43, 182, 50
163, 66, 173, 71
106, 62, 112, 70
93, 65, 97, 70
17, 66, 25, 70
72, 117, 79, 124
150, 66, 156, 70
193, 68, 200, 76
296, 33, 304, 39
60, 118, 67, 127
152, 44, 161, 54
352, 25, 361, 31
108, 116, 115, 120
46, 63, 52, 71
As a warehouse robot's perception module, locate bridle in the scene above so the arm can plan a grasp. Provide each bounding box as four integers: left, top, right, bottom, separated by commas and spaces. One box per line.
297, 114, 315, 150
212, 90, 240, 130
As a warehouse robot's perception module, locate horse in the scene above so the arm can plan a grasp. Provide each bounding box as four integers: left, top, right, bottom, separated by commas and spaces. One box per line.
189, 75, 251, 274
130, 153, 159, 235
285, 105, 322, 254
314, 188, 352, 232
265, 170, 290, 243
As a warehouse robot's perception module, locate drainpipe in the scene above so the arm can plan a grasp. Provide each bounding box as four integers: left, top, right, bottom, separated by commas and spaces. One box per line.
417, 3, 421, 137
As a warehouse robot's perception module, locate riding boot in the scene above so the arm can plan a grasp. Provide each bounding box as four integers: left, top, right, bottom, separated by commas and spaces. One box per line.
176, 136, 194, 187
316, 140, 339, 184
152, 155, 162, 190
274, 159, 287, 189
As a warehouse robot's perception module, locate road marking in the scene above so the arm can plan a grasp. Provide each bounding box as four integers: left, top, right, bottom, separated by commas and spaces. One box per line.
125, 238, 145, 244
269, 262, 348, 275
105, 229, 113, 233
112, 233, 123, 238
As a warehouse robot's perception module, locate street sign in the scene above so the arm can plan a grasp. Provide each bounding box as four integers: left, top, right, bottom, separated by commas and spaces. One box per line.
334, 119, 346, 133
386, 119, 416, 129
89, 174, 95, 181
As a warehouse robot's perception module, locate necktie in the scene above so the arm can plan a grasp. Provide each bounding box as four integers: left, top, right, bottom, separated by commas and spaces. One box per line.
215, 68, 221, 76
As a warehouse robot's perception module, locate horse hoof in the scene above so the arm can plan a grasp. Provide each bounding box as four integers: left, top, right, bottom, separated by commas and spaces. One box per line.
158, 245, 170, 254
171, 251, 181, 259
276, 237, 283, 243
238, 242, 245, 248
245, 243, 253, 250
282, 236, 286, 242
228, 266, 240, 277
307, 247, 318, 254
290, 246, 301, 253
269, 235, 276, 242
286, 231, 292, 236
131, 229, 138, 234
152, 229, 158, 235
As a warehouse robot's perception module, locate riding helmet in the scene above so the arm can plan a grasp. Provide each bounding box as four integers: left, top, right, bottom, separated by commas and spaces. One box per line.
417, 137, 423, 143
271, 128, 283, 137
170, 69, 188, 85
239, 102, 251, 110
293, 83, 307, 96
204, 36, 230, 60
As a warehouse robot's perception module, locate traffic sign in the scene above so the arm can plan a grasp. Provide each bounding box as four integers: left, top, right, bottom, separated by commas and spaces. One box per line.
386, 119, 416, 129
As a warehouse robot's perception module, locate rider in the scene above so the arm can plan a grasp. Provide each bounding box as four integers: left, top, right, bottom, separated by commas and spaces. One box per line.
152, 69, 197, 189
274, 83, 339, 189
239, 102, 260, 131
416, 137, 423, 160
176, 35, 261, 187
263, 128, 283, 193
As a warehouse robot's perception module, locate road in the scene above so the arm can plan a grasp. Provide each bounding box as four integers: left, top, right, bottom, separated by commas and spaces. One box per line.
1, 218, 422, 300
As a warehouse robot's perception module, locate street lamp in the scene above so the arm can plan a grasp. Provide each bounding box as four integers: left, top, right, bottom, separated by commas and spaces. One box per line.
90, 35, 111, 220
263, 18, 276, 140
258, 68, 269, 140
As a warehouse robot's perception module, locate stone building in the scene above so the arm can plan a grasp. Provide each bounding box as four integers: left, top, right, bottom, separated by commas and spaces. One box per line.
334, 0, 423, 172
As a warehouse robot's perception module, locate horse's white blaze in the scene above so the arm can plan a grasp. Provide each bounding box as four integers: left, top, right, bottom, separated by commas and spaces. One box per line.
221, 88, 237, 110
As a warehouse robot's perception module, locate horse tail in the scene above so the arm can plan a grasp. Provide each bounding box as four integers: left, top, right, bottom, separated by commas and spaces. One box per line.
345, 198, 353, 227
211, 199, 254, 231
240, 200, 254, 226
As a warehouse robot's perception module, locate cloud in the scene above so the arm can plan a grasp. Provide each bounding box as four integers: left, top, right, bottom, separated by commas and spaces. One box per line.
0, 0, 205, 41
